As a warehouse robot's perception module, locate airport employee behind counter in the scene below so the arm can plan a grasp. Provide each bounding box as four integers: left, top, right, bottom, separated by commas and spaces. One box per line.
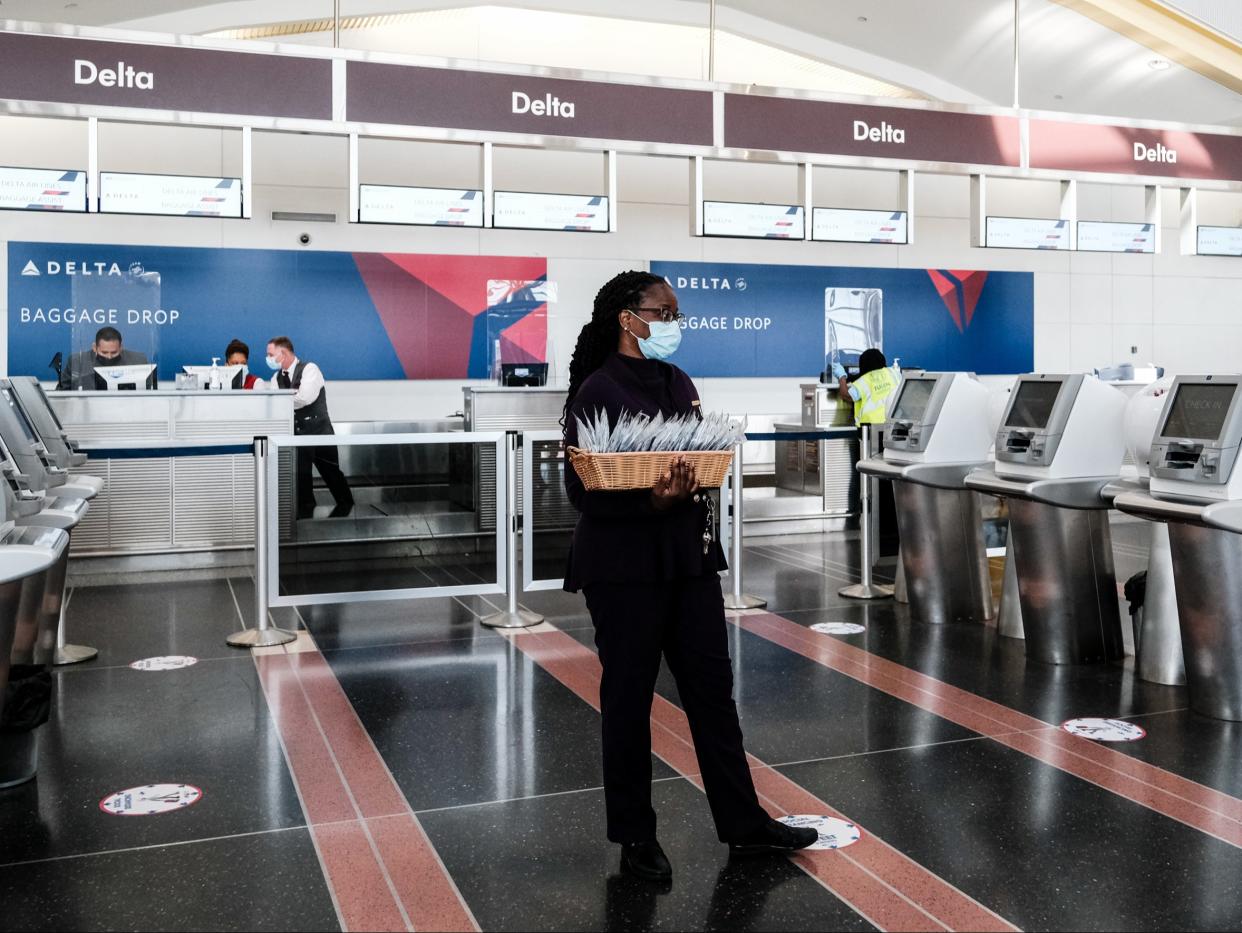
57, 326, 152, 390
836, 348, 901, 424
266, 336, 354, 519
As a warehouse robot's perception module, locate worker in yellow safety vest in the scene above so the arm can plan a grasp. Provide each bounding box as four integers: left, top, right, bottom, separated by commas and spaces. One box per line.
836, 349, 902, 425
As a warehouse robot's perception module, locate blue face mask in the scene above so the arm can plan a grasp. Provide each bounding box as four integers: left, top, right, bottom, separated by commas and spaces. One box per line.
629, 318, 683, 361
266, 354, 281, 371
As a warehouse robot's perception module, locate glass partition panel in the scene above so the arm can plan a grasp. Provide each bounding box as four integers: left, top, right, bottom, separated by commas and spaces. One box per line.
271, 433, 506, 603
522, 432, 574, 591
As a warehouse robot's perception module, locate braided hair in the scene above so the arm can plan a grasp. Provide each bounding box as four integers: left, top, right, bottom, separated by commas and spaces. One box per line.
562, 270, 665, 425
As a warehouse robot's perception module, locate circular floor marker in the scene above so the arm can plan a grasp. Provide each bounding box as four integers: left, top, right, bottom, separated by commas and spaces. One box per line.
1061, 718, 1147, 742
777, 814, 862, 850
811, 622, 866, 636
130, 656, 199, 672
100, 784, 203, 816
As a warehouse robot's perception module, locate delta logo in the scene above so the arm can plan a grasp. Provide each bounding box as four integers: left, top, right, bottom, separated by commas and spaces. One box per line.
927, 269, 987, 333
19, 259, 127, 277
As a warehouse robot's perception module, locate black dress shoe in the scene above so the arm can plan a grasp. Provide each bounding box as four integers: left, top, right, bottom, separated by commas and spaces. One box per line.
620, 840, 672, 882
728, 818, 819, 856
328, 503, 354, 518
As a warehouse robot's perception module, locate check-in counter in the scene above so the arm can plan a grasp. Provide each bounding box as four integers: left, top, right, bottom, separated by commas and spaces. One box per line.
47, 389, 294, 555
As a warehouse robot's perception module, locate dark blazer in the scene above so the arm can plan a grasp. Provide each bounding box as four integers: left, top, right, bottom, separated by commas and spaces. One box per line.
563, 352, 727, 592
57, 349, 152, 390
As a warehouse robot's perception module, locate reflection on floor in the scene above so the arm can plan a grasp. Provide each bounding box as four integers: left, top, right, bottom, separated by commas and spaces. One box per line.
5, 519, 1242, 931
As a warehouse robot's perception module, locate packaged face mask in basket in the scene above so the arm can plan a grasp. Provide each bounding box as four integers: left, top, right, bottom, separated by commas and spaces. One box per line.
568, 409, 746, 490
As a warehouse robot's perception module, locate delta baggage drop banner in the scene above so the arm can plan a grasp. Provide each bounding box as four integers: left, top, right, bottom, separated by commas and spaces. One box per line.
650, 261, 1034, 377
7, 242, 549, 381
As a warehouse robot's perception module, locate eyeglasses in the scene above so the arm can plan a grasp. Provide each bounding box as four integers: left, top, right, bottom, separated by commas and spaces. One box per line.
628, 306, 684, 324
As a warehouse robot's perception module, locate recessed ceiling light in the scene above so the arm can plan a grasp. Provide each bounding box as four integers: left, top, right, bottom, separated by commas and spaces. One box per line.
1054, 94, 1063, 100
857, 16, 868, 23
1148, 58, 1171, 71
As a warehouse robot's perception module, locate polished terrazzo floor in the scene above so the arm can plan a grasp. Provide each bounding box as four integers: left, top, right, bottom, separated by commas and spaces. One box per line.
3, 520, 1239, 932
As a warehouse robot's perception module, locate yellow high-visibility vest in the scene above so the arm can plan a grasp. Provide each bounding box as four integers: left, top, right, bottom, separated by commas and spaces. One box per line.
852, 366, 901, 425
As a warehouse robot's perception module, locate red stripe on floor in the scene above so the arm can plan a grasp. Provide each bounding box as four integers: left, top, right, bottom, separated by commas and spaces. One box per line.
256, 651, 479, 933
508, 626, 1019, 933
732, 610, 1242, 850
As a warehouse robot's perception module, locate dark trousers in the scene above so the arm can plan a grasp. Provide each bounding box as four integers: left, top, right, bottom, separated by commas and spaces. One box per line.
295, 426, 353, 514
583, 575, 769, 844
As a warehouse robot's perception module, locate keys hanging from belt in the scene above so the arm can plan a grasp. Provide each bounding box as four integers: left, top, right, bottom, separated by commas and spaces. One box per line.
694, 492, 716, 555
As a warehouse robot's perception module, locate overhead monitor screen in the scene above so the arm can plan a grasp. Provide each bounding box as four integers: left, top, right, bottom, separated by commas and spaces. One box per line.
1077, 221, 1156, 254
2, 388, 39, 444
1197, 226, 1242, 258
358, 185, 484, 226
99, 172, 242, 218
702, 201, 804, 239
1160, 383, 1237, 440
985, 216, 1070, 250
890, 378, 936, 423
0, 167, 87, 212
1004, 380, 1063, 430
812, 208, 907, 244
492, 191, 609, 232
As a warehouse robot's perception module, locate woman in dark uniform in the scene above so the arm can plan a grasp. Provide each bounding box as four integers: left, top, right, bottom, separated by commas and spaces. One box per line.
563, 271, 817, 882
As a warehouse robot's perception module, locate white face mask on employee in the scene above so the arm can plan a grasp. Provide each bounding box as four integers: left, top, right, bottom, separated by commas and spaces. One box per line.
266, 354, 282, 372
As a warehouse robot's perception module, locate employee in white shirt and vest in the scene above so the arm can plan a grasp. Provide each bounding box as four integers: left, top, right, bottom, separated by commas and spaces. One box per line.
266, 336, 354, 519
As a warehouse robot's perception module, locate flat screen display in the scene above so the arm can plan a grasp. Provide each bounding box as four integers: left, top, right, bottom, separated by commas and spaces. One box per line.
0, 167, 87, 212
1077, 221, 1156, 254
812, 208, 907, 244
492, 191, 609, 232
985, 216, 1070, 250
1004, 380, 1063, 429
99, 172, 242, 218
890, 378, 936, 422
1197, 226, 1242, 258
358, 185, 483, 226
1160, 383, 1237, 440
702, 201, 804, 239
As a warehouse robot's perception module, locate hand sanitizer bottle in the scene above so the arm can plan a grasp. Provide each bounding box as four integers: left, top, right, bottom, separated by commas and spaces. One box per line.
209, 357, 222, 391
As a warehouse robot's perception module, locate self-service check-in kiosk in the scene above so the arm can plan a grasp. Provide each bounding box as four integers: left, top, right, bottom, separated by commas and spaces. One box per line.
9, 378, 89, 470
0, 467, 71, 787
0, 382, 101, 501
967, 374, 1128, 664
1115, 375, 1242, 718
859, 373, 995, 624
0, 392, 95, 665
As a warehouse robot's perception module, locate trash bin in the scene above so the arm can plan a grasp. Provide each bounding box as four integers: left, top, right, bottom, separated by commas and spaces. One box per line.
0, 532, 70, 788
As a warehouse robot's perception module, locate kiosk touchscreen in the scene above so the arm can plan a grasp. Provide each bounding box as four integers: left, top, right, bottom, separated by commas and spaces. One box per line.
1148, 376, 1242, 502
994, 374, 1126, 480
94, 364, 156, 391
884, 372, 993, 464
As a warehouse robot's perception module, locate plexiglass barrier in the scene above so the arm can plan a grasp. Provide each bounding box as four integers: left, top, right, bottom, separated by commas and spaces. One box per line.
521, 430, 574, 592
264, 432, 507, 608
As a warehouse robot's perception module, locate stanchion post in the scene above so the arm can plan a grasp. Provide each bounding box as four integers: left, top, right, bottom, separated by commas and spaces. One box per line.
53, 587, 97, 665
53, 540, 96, 664
229, 436, 295, 648
840, 423, 894, 601
722, 440, 766, 610
482, 431, 542, 629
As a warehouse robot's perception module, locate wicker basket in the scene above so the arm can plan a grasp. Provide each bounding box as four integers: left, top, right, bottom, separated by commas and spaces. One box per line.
567, 447, 734, 491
